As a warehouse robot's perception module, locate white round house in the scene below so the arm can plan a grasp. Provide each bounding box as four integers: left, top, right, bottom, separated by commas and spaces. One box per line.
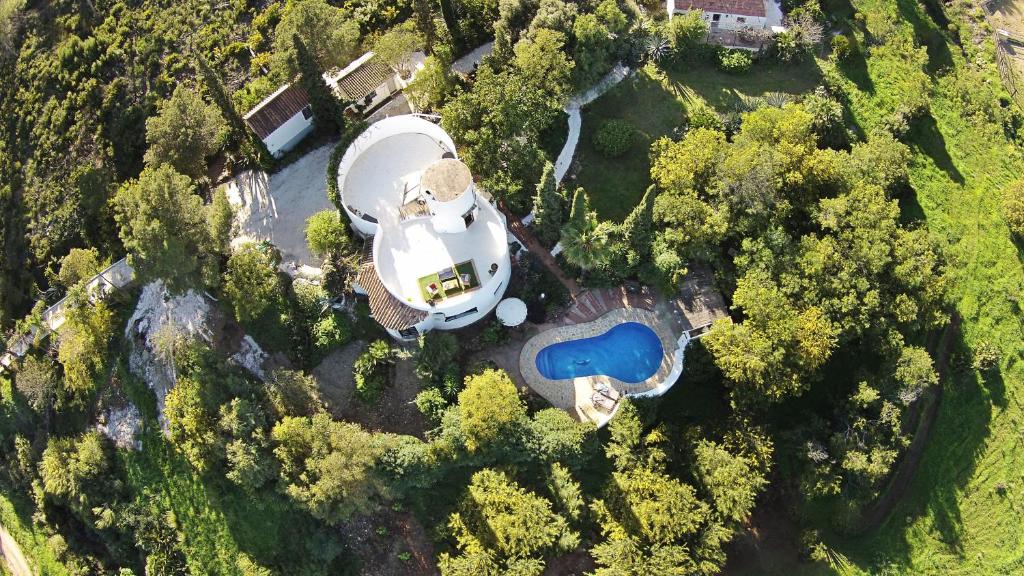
338, 115, 513, 340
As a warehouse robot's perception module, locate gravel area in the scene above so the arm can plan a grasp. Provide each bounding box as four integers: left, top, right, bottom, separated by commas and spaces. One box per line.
226, 143, 336, 271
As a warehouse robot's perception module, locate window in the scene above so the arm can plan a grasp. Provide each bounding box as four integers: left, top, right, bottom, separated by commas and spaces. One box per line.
462, 205, 476, 228
445, 307, 478, 322
737, 16, 746, 22
493, 281, 503, 295
301, 105, 313, 120
711, 13, 721, 21
399, 326, 419, 339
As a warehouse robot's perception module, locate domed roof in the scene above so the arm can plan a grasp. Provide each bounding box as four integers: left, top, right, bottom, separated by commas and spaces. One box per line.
421, 158, 472, 202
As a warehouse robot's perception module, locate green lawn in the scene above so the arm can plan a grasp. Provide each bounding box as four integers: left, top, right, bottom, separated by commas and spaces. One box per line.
813, 1, 1024, 574
573, 60, 822, 221
0, 492, 68, 576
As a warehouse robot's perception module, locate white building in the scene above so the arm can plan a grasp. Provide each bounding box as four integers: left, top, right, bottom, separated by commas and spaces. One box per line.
325, 51, 425, 115
243, 84, 314, 158
339, 115, 512, 340
667, 0, 771, 31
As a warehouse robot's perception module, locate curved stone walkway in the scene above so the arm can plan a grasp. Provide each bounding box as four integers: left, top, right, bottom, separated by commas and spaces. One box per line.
554, 63, 632, 182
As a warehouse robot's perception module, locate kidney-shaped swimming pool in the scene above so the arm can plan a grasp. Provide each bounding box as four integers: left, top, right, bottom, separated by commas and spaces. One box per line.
535, 322, 664, 383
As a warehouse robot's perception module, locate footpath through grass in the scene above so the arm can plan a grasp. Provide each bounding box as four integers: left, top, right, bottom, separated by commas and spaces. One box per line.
821, 0, 1024, 573
0, 493, 68, 576
573, 60, 820, 221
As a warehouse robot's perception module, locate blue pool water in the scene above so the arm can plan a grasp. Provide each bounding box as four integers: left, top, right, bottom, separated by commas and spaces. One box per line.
535, 322, 663, 383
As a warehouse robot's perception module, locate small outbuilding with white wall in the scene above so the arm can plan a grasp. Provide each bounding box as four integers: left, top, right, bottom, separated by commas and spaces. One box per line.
243, 84, 314, 159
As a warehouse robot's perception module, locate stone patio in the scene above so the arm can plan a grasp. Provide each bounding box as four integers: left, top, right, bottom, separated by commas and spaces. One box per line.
518, 308, 683, 426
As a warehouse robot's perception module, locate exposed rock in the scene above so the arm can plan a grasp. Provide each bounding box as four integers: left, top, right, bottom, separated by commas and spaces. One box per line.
124, 281, 269, 432
96, 403, 143, 450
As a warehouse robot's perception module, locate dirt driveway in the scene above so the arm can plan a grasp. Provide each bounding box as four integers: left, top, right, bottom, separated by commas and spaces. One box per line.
225, 143, 336, 272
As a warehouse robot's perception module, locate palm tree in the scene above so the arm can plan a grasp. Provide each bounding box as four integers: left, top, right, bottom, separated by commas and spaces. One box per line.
560, 217, 614, 277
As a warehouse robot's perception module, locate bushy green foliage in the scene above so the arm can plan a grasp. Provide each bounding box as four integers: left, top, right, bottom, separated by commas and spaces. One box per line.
55, 247, 106, 290
57, 293, 116, 400
415, 331, 459, 386
831, 34, 852, 61
1001, 179, 1024, 235
144, 84, 227, 180
415, 387, 448, 423
113, 165, 220, 293
312, 311, 353, 353
592, 118, 637, 158
355, 340, 396, 403
531, 161, 565, 247
457, 368, 527, 453
272, 0, 361, 78
717, 49, 752, 74
305, 210, 351, 259
223, 243, 284, 325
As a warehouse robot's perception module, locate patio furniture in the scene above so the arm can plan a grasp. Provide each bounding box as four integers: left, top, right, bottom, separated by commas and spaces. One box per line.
460, 273, 472, 286
426, 283, 439, 297
442, 278, 460, 292
438, 267, 456, 282
592, 393, 616, 412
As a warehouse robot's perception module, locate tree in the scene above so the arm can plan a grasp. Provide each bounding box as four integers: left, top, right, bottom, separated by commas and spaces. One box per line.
620, 186, 657, 269
1002, 179, 1024, 236
293, 34, 346, 134
527, 408, 596, 467
197, 54, 273, 168
273, 0, 360, 77
440, 468, 577, 573
57, 293, 115, 399
14, 355, 57, 412
223, 243, 283, 324
572, 12, 614, 88
113, 164, 218, 293
531, 161, 564, 247
693, 440, 766, 523
305, 210, 351, 259
560, 212, 614, 275
703, 272, 838, 402
165, 377, 222, 472
144, 84, 227, 180
513, 28, 573, 106
457, 368, 527, 453
590, 466, 717, 576
39, 431, 109, 503
266, 368, 325, 418
272, 413, 392, 524
406, 53, 454, 111
373, 21, 425, 79
411, 0, 437, 49
56, 247, 105, 290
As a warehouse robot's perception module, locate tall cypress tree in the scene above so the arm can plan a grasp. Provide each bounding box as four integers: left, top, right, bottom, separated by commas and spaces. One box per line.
567, 187, 590, 231
620, 185, 657, 268
531, 161, 563, 247
412, 0, 437, 52
437, 0, 460, 49
293, 34, 345, 134
196, 55, 274, 170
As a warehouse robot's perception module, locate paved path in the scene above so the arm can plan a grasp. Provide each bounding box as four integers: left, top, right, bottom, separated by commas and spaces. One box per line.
452, 42, 494, 76
502, 206, 581, 297
554, 64, 631, 182
1, 524, 31, 576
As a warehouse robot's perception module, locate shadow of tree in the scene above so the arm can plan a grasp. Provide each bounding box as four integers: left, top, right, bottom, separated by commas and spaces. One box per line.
839, 34, 876, 95
908, 112, 965, 185
895, 0, 955, 75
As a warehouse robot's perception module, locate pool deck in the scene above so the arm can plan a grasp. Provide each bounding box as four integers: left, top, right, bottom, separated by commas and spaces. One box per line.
518, 307, 683, 425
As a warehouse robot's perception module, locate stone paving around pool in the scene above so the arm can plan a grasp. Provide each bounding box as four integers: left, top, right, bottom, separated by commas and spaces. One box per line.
519, 308, 684, 426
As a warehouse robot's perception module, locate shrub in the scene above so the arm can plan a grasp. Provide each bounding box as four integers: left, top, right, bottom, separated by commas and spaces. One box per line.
688, 103, 724, 132
717, 49, 752, 73
354, 340, 395, 403
1002, 179, 1024, 235
592, 119, 636, 158
482, 319, 508, 347
831, 35, 851, 61
313, 311, 352, 352
305, 210, 351, 259
414, 387, 447, 423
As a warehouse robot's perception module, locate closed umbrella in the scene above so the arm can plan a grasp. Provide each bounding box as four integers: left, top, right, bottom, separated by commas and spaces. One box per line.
496, 298, 528, 327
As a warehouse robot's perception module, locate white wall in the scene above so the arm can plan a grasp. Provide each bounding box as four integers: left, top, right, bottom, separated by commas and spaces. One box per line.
667, 0, 768, 30
263, 110, 315, 158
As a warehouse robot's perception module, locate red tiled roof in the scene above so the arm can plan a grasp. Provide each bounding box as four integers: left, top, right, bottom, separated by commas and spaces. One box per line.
674, 0, 765, 17
356, 243, 428, 332
243, 84, 310, 140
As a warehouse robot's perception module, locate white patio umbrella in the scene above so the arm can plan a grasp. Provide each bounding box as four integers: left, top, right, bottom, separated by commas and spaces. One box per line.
495, 297, 528, 327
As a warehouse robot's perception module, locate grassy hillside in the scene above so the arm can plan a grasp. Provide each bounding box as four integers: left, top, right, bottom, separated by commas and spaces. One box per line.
821, 0, 1024, 572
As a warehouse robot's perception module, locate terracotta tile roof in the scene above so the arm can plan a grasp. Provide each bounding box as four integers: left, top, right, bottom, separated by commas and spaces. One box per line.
335, 58, 394, 101
243, 84, 310, 140
674, 0, 766, 17
357, 243, 428, 331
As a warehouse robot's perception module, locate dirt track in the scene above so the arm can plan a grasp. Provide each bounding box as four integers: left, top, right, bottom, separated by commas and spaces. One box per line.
0, 523, 31, 576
